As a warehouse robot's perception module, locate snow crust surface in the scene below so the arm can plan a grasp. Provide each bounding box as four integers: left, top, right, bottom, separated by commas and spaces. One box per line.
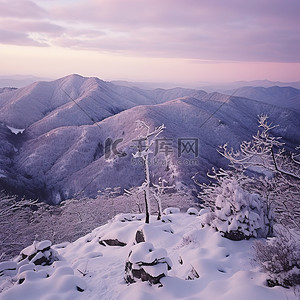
0, 211, 297, 300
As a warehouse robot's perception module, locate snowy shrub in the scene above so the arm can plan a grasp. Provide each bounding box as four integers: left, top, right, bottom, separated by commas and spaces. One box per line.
217, 115, 300, 232
185, 265, 200, 280
195, 115, 299, 236
124, 242, 172, 285
254, 232, 300, 288
201, 178, 271, 240
198, 211, 215, 228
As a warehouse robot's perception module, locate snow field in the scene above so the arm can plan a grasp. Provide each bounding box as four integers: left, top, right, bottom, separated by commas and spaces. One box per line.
1, 209, 297, 299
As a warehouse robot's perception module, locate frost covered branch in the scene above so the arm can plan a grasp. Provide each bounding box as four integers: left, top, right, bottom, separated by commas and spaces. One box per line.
0, 191, 38, 219
217, 115, 300, 231
196, 114, 300, 236
218, 114, 300, 181
152, 178, 175, 220
132, 121, 166, 223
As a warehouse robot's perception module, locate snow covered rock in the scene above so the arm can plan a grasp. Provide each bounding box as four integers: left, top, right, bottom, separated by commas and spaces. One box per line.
35, 240, 51, 251
124, 242, 172, 285
161, 215, 173, 223
114, 213, 144, 222
134, 229, 146, 244
198, 208, 210, 216
17, 240, 60, 266
17, 269, 49, 285
0, 261, 17, 277
163, 207, 180, 215
133, 223, 174, 246
187, 208, 198, 215
99, 239, 127, 247
1, 262, 86, 299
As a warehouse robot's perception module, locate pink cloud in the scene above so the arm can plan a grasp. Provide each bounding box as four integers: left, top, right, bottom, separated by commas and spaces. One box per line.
0, 0, 46, 18
50, 0, 300, 29
1, 0, 299, 63
0, 20, 64, 34
0, 29, 48, 46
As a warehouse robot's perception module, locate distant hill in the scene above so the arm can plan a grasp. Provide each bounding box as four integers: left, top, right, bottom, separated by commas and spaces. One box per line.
224, 86, 300, 112
0, 74, 206, 132
200, 80, 300, 92
111, 80, 180, 90
0, 74, 299, 204
0, 75, 51, 88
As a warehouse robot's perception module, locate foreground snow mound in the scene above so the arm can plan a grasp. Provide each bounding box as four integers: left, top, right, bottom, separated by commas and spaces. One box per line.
125, 242, 172, 285
0, 211, 298, 299
17, 240, 60, 266
0, 241, 85, 299
1, 261, 86, 300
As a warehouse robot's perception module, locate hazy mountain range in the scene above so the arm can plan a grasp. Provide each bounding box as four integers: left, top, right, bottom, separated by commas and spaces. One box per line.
1, 75, 300, 90
0, 74, 299, 204
201, 80, 300, 92
0, 75, 51, 89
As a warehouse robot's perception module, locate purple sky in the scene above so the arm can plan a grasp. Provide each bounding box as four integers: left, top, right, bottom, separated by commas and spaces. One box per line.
0, 0, 299, 84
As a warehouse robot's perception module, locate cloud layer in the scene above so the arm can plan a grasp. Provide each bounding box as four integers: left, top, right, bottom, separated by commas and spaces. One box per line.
1, 0, 300, 62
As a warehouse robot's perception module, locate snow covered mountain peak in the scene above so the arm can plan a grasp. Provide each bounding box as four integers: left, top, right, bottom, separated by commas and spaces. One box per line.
0, 75, 299, 203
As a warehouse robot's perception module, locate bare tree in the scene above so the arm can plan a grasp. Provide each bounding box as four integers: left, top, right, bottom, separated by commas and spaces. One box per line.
124, 188, 143, 213
132, 121, 165, 223
219, 114, 300, 180
152, 178, 175, 220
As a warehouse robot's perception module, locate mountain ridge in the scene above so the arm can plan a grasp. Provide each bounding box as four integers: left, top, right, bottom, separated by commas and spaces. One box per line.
224, 86, 300, 112
0, 74, 299, 203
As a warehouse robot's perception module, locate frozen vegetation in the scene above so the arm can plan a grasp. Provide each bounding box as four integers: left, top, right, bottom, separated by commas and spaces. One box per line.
0, 189, 195, 260
0, 75, 299, 299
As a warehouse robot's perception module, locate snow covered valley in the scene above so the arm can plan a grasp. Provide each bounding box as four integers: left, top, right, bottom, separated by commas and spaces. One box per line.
0, 74, 300, 203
